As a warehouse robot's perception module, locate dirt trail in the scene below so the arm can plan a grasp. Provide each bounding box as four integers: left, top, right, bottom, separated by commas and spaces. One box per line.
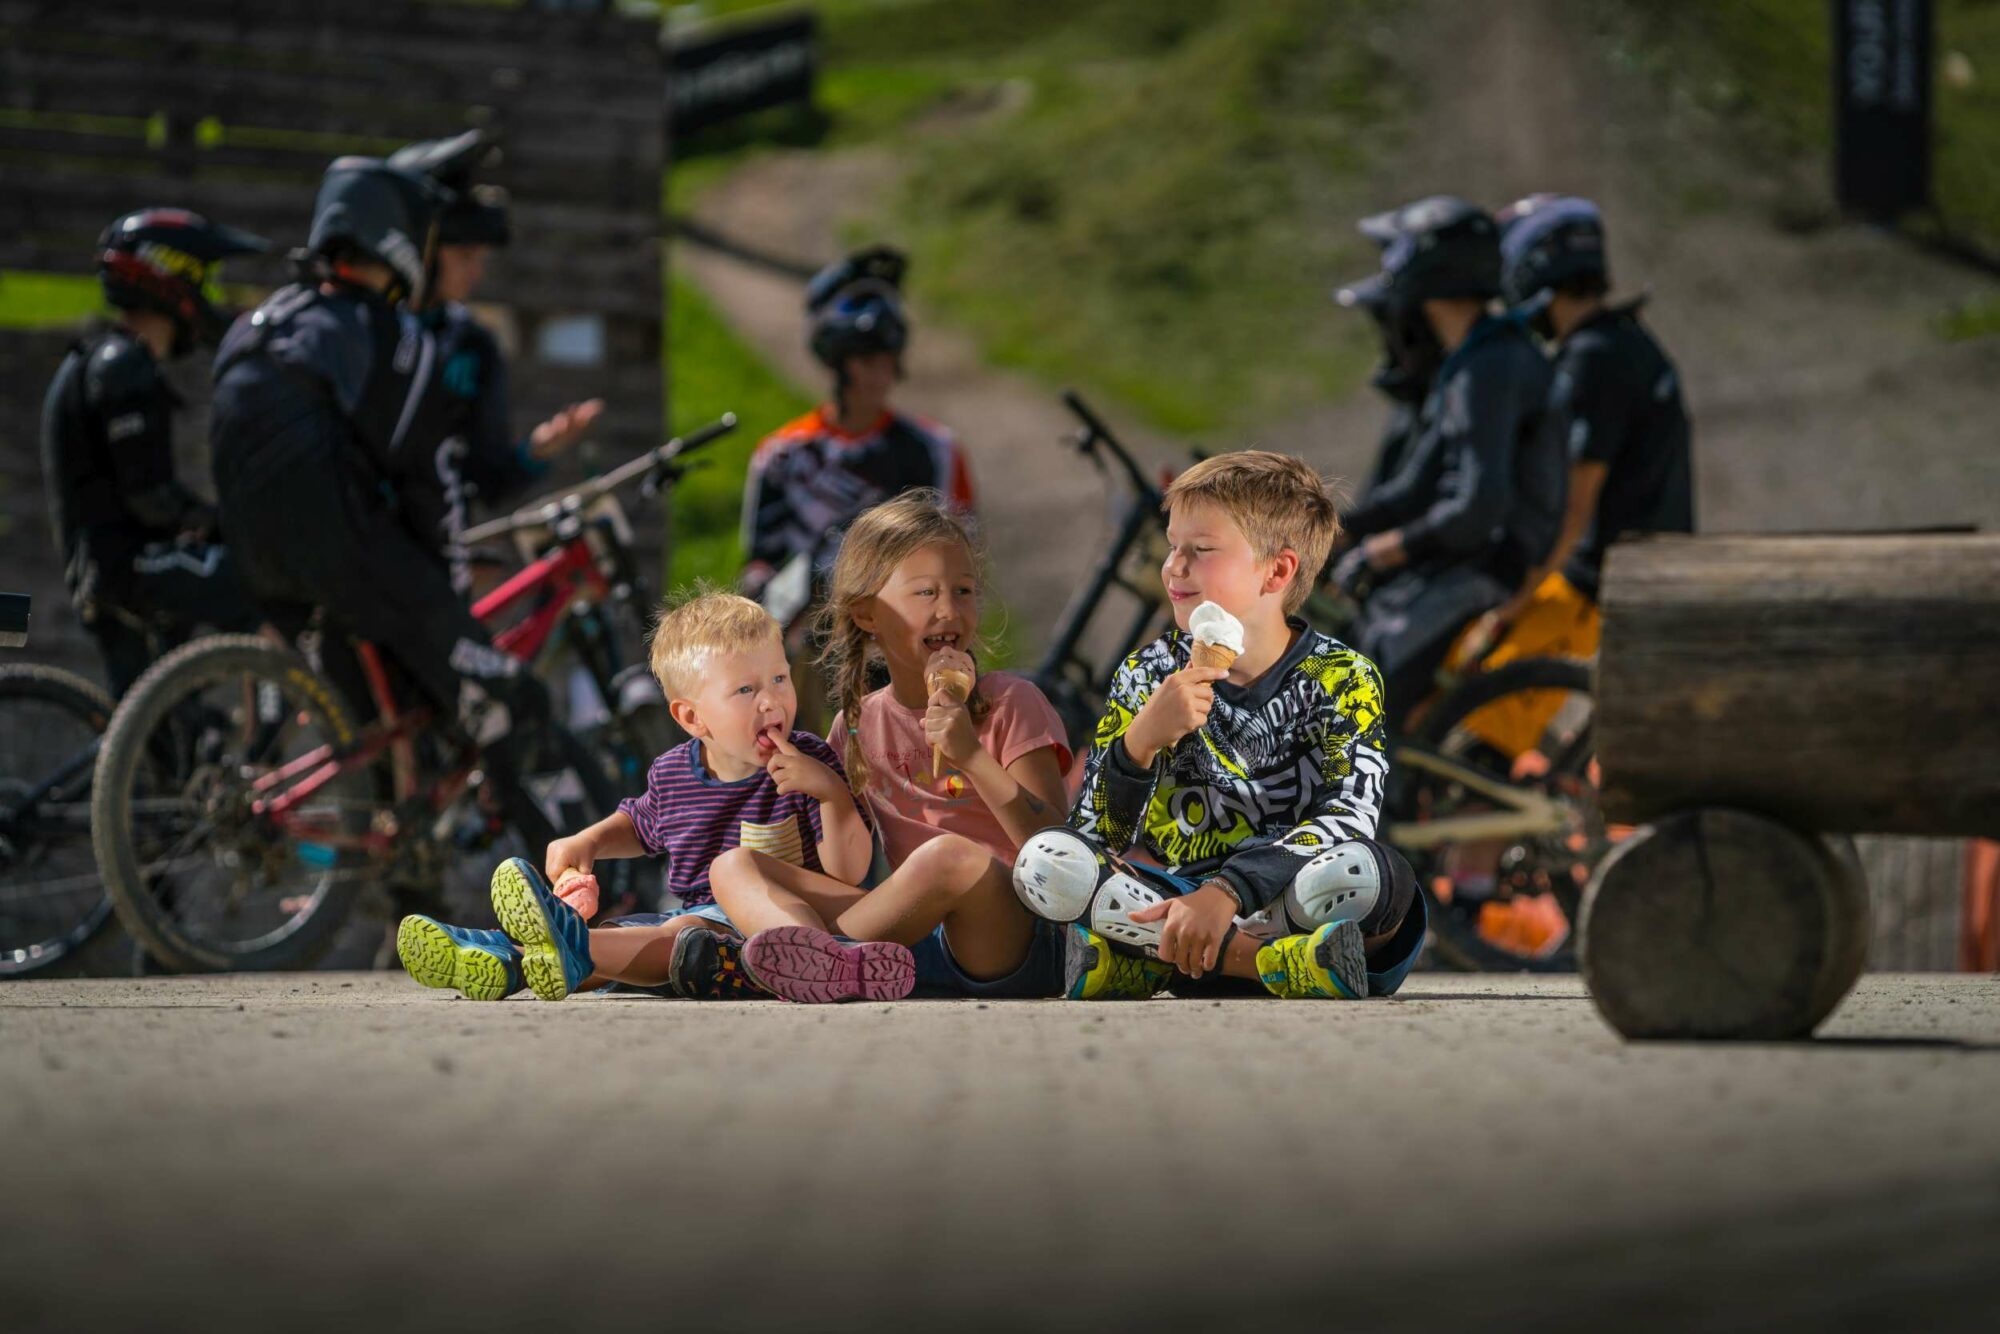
680, 152, 1172, 662
678, 0, 1999, 652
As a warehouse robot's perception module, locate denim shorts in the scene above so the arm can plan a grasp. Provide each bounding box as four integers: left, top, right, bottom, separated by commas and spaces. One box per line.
910, 916, 1066, 999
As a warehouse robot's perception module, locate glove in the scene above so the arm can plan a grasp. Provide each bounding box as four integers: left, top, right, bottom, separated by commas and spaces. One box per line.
1331, 545, 1374, 598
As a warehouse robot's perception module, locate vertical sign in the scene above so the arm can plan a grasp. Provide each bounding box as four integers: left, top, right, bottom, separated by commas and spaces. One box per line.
1833, 0, 1932, 219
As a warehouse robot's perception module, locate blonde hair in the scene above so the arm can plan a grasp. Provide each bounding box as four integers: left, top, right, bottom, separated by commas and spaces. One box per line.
1161, 451, 1341, 614
813, 489, 991, 794
647, 588, 783, 700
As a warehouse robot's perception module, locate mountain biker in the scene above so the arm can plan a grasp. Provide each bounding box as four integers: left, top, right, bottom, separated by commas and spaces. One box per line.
740, 245, 974, 608
209, 155, 559, 853
1346, 207, 1443, 516
1442, 195, 1695, 757
384, 130, 602, 595
39, 209, 269, 695
740, 245, 974, 726
1329, 196, 1566, 730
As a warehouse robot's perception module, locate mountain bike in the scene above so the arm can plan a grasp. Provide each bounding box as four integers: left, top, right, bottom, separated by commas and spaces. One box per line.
0, 664, 116, 976
1029, 390, 1603, 972
88, 416, 738, 972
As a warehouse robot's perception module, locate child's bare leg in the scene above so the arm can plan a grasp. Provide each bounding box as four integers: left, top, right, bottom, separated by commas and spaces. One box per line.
831, 835, 1035, 980
708, 847, 870, 936
585, 915, 713, 988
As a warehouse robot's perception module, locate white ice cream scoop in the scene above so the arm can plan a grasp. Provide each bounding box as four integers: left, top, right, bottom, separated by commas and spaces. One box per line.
1187, 600, 1245, 654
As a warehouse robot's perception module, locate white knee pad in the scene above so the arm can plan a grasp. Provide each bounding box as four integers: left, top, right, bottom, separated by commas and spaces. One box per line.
1088, 874, 1167, 957
1012, 829, 1168, 958
1013, 829, 1106, 923
1284, 840, 1384, 933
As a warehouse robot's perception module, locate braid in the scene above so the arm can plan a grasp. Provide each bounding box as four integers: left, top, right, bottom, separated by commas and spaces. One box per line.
821, 615, 876, 796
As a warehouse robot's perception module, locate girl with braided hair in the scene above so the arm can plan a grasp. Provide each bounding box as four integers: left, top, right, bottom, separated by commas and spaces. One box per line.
708, 490, 1076, 1002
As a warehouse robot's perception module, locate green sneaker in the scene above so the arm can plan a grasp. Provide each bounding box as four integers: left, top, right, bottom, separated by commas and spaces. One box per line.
1256, 921, 1368, 999
1063, 924, 1173, 1000
396, 915, 524, 1001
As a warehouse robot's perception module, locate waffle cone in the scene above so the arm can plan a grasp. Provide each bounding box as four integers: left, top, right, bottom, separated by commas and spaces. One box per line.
926, 667, 975, 777
1189, 641, 1239, 674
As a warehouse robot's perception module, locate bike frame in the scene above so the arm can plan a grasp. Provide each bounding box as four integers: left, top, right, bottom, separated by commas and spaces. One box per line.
1034, 392, 1177, 704
245, 537, 609, 851
234, 418, 739, 858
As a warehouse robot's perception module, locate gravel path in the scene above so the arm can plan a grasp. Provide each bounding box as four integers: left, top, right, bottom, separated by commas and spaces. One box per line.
5, 971, 1998, 1331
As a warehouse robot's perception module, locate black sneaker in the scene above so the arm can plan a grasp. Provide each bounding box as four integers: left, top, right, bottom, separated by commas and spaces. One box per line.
669, 922, 766, 1000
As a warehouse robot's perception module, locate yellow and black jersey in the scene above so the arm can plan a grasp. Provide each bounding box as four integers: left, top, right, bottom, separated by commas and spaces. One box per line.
1070, 619, 1389, 913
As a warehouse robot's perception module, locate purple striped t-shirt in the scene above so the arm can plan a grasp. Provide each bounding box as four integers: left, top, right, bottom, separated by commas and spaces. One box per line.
616, 731, 859, 905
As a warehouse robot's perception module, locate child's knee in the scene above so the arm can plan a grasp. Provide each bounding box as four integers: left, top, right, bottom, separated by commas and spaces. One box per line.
1010, 826, 1107, 921
1284, 838, 1415, 938
710, 845, 762, 888
908, 832, 997, 892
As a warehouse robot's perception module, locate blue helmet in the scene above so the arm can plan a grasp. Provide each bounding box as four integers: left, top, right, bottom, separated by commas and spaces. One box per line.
806, 245, 909, 370
1498, 194, 1608, 313
1335, 195, 1502, 311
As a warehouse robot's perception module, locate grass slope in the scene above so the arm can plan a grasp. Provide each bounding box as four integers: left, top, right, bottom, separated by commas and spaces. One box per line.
676, 0, 1399, 438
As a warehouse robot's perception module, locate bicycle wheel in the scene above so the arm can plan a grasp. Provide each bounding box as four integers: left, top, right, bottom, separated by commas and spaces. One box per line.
92, 634, 380, 972
1393, 656, 1602, 973
0, 665, 116, 978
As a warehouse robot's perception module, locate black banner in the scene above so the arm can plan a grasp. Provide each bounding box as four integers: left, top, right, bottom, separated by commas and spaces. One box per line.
1833, 0, 1932, 219
667, 10, 818, 136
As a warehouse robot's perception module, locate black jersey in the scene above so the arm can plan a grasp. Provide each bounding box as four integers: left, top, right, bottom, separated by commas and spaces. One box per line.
741, 406, 974, 572
211, 281, 432, 501
40, 327, 211, 568
1551, 306, 1694, 597
1342, 315, 1565, 589
395, 304, 545, 591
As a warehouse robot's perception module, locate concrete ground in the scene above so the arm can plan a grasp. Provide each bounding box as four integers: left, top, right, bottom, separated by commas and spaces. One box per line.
4, 971, 1999, 1333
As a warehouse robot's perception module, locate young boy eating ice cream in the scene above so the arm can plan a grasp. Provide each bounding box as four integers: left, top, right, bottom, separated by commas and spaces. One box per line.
1012, 450, 1427, 1000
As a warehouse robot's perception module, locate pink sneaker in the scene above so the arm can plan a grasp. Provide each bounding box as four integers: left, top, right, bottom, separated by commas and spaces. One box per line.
740, 925, 916, 1004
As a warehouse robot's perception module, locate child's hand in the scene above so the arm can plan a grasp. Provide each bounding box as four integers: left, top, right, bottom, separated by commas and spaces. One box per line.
545, 833, 596, 885
544, 834, 601, 920
923, 681, 980, 770
766, 733, 844, 803
1130, 882, 1239, 979
1125, 665, 1227, 763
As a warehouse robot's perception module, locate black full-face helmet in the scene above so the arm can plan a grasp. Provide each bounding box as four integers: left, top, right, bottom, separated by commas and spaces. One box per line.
1497, 193, 1609, 319
806, 245, 910, 371
98, 208, 271, 352
1335, 196, 1501, 398
306, 156, 448, 304
388, 129, 511, 247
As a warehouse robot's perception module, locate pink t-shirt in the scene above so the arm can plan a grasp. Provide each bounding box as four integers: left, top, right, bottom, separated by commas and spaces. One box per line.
831, 671, 1071, 867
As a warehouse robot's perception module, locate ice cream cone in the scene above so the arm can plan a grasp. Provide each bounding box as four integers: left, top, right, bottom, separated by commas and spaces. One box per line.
1188, 640, 1239, 675
926, 667, 975, 776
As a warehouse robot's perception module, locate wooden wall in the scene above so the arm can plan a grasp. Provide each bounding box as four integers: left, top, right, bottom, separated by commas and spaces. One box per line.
0, 0, 664, 676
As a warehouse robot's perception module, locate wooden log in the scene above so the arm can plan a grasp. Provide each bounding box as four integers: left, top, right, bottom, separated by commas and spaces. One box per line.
1579, 809, 1870, 1040
1596, 533, 2000, 838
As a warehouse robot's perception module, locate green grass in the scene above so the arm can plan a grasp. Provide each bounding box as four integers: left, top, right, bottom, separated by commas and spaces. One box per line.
0, 271, 102, 328
853, 0, 1392, 436
1614, 0, 2000, 249
670, 0, 1394, 438
664, 272, 815, 593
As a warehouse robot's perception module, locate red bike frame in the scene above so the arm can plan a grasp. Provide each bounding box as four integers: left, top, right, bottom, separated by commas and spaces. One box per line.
245, 531, 611, 852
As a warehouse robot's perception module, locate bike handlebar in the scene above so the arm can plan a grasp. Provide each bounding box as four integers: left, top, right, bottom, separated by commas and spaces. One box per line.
1061, 390, 1160, 504
462, 413, 738, 545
